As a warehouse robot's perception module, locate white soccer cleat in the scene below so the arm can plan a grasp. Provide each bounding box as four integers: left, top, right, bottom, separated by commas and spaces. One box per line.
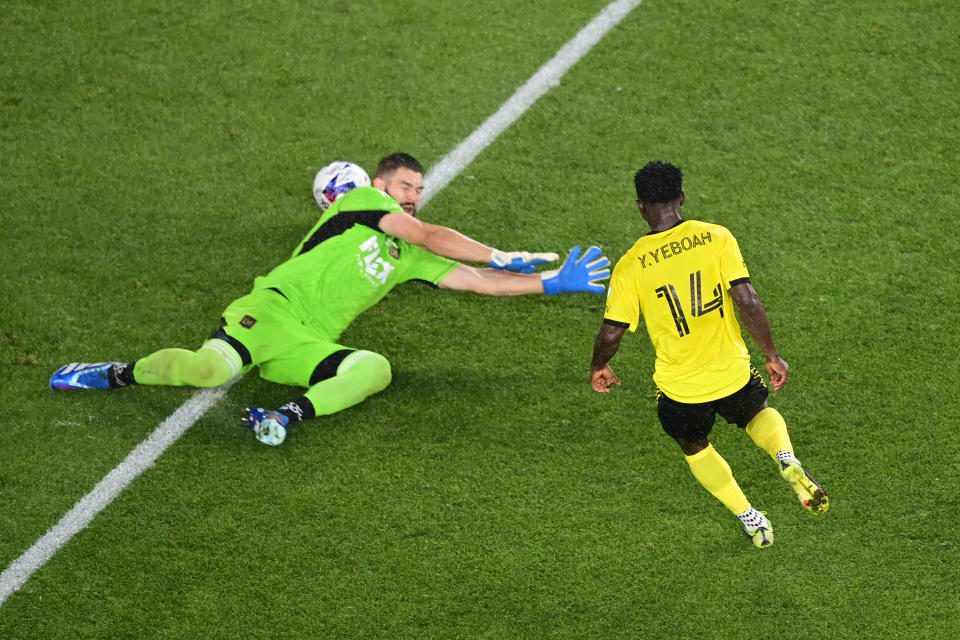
742, 512, 774, 549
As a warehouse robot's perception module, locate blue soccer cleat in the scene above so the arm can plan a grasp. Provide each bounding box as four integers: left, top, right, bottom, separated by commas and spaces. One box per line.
50, 362, 123, 390
241, 407, 289, 446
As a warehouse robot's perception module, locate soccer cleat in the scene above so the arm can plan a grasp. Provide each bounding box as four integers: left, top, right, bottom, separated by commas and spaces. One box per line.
742, 513, 774, 549
241, 407, 289, 447
781, 459, 829, 515
50, 362, 122, 390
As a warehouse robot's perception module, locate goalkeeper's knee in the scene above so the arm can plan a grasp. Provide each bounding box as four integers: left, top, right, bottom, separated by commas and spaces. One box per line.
188, 347, 237, 387
341, 350, 393, 395
134, 343, 238, 387
303, 350, 393, 417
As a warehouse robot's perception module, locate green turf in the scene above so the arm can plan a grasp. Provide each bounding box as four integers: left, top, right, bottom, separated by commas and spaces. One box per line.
1, 0, 958, 638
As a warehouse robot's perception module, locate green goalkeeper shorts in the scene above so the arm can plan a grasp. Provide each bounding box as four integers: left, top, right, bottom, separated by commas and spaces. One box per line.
216, 288, 354, 388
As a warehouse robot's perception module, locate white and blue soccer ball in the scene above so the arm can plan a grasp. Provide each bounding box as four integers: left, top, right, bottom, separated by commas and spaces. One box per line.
312, 160, 371, 210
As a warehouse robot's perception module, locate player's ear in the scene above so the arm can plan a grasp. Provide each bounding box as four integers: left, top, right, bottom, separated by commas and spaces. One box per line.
679, 191, 686, 206
372, 176, 386, 190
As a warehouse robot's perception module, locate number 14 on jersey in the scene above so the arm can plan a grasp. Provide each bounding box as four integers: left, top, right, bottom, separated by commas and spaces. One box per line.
655, 270, 724, 337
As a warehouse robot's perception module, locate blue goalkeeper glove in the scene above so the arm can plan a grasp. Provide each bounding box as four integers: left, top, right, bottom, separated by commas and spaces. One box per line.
541, 246, 610, 295
488, 249, 560, 274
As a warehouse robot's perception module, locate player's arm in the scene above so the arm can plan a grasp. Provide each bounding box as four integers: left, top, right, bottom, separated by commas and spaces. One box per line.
438, 246, 610, 296
729, 281, 789, 390
438, 264, 544, 296
378, 213, 558, 272
379, 212, 491, 262
590, 322, 626, 392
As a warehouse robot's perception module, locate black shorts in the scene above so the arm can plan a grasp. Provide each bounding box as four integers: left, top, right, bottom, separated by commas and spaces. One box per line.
656, 367, 769, 441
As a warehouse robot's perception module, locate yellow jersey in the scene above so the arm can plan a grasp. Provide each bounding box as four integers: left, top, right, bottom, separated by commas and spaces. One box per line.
604, 219, 752, 403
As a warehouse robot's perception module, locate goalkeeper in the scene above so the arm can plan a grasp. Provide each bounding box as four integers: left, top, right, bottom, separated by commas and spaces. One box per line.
51, 153, 610, 446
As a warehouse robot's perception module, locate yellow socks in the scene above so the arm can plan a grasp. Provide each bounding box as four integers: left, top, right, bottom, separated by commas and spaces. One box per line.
685, 444, 751, 515
746, 407, 795, 463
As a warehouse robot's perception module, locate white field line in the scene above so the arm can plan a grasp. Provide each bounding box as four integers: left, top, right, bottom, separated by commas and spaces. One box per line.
0, 386, 231, 604
422, 0, 645, 207
0, 0, 644, 607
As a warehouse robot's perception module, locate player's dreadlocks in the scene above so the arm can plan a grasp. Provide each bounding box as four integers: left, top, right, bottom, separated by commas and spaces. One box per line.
376, 152, 424, 179
634, 160, 683, 203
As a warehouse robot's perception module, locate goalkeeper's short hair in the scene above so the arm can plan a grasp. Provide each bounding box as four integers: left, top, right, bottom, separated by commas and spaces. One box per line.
376, 152, 424, 178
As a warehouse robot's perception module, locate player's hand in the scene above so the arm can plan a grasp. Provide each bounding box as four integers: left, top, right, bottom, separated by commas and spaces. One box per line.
591, 366, 621, 393
488, 249, 560, 273
765, 355, 790, 391
541, 246, 611, 295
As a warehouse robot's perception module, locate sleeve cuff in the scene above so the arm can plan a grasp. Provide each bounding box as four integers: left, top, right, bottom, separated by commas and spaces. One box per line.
603, 318, 630, 328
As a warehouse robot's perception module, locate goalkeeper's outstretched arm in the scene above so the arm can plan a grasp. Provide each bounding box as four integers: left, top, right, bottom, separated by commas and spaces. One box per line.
378, 212, 557, 272
439, 265, 541, 295
439, 246, 611, 297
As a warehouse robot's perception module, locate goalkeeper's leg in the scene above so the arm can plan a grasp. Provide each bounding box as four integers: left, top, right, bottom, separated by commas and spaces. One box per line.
132, 339, 241, 387
50, 339, 240, 390
303, 350, 392, 416
266, 349, 392, 423
243, 349, 392, 446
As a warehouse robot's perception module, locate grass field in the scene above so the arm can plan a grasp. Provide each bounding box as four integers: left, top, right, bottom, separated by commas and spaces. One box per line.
2, 0, 958, 638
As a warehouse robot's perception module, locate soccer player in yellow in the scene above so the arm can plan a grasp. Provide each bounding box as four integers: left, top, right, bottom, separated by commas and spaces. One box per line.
589, 161, 828, 548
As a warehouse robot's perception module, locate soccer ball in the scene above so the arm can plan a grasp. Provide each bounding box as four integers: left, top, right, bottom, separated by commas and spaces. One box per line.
312, 160, 371, 210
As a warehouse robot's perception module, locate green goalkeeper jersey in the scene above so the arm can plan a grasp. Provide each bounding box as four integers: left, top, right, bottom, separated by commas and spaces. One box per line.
252, 186, 458, 340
